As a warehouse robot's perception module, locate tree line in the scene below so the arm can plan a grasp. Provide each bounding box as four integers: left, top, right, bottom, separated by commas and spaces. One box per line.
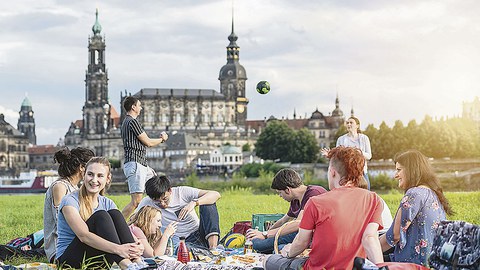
254, 116, 480, 163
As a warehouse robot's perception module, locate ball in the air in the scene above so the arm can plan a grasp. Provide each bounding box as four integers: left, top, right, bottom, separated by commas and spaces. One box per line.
224, 233, 246, 248
256, 81, 270, 94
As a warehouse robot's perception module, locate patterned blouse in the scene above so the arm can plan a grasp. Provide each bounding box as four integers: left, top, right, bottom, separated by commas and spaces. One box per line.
386, 186, 447, 265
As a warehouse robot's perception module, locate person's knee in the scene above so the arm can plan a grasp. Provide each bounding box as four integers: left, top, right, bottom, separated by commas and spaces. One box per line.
108, 209, 123, 220
131, 193, 143, 206
91, 210, 109, 219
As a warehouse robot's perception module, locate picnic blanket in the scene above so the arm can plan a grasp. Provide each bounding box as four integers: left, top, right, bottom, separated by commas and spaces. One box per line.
0, 262, 56, 270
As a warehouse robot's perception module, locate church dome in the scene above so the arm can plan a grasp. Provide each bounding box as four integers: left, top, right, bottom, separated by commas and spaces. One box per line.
310, 109, 324, 119
21, 97, 32, 108
332, 107, 344, 117
219, 63, 247, 80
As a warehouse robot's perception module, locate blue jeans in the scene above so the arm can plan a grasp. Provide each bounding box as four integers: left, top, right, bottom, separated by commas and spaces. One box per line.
364, 172, 370, 190
184, 203, 220, 249
252, 232, 297, 254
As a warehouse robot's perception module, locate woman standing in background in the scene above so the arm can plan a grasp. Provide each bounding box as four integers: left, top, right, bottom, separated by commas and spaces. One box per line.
322, 116, 372, 189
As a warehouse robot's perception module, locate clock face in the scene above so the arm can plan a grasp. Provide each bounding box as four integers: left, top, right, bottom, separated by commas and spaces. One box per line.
237, 105, 245, 113
28, 112, 33, 116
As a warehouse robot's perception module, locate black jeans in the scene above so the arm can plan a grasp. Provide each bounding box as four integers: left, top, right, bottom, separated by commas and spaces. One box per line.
57, 209, 135, 269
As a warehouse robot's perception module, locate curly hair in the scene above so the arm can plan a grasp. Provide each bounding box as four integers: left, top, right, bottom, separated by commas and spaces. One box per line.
394, 149, 453, 215
128, 206, 162, 246
327, 146, 367, 188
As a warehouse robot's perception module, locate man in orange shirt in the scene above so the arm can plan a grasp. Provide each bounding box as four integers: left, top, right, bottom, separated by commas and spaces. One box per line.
264, 146, 384, 270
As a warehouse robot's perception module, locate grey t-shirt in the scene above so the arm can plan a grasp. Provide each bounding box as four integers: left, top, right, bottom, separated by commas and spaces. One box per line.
136, 186, 200, 239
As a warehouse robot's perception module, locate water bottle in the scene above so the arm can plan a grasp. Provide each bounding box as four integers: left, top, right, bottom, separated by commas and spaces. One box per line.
177, 236, 190, 263
166, 236, 174, 256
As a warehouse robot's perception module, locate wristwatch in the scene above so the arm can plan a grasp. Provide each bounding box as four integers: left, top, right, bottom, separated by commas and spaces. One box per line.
262, 231, 268, 239
192, 199, 199, 206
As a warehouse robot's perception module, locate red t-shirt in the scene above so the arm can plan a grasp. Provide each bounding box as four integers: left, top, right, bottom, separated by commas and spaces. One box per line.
287, 185, 327, 218
300, 186, 383, 270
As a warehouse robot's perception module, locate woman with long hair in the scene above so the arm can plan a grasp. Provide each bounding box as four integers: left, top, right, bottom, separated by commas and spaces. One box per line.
43, 147, 94, 263
322, 116, 372, 189
128, 206, 177, 257
379, 149, 453, 266
56, 157, 145, 270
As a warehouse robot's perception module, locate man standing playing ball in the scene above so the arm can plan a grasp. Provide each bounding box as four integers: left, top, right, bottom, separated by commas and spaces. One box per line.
121, 96, 169, 219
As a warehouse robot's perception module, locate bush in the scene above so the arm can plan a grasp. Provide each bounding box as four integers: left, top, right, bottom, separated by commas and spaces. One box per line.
239, 162, 285, 178
370, 173, 398, 191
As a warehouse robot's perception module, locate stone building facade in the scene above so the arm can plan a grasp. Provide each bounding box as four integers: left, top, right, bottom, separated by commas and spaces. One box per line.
63, 10, 345, 174
0, 114, 29, 176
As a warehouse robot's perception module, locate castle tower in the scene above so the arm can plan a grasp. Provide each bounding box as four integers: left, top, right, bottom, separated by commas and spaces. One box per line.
82, 9, 111, 136
17, 95, 36, 145
218, 11, 248, 126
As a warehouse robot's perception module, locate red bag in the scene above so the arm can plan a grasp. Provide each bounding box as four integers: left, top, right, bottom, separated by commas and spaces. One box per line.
220, 221, 252, 246
232, 221, 252, 235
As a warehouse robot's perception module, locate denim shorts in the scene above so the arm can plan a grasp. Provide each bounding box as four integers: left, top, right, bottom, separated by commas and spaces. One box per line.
123, 162, 156, 193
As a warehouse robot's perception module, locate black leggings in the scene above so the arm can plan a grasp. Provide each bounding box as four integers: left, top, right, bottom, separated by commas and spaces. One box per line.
57, 209, 134, 269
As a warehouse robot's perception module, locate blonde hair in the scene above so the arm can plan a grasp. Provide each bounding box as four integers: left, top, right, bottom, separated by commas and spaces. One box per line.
79, 157, 111, 221
128, 206, 162, 246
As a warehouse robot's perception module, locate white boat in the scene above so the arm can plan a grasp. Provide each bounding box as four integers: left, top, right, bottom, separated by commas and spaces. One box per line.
0, 170, 57, 193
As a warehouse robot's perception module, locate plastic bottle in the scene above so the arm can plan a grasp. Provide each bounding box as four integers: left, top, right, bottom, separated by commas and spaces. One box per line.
166, 236, 174, 256
177, 236, 190, 263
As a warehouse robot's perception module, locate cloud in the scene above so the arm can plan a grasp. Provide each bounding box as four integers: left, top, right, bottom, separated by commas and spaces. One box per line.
0, 0, 479, 145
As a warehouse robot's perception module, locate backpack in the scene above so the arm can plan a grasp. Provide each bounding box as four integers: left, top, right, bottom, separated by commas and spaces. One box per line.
6, 229, 44, 250
428, 220, 479, 270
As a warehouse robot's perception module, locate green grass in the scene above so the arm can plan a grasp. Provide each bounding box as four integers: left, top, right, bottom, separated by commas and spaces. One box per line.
0, 190, 479, 266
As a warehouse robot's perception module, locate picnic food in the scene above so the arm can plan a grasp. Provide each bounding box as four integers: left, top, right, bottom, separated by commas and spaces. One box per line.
231, 255, 256, 264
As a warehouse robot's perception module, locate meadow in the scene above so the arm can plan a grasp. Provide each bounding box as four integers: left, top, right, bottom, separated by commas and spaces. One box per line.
1, 189, 479, 246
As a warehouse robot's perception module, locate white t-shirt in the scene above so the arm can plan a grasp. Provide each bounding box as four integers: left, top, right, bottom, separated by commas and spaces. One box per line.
137, 186, 200, 238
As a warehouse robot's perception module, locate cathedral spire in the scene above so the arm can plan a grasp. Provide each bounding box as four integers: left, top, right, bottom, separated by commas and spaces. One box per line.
226, 8, 239, 63
92, 8, 102, 35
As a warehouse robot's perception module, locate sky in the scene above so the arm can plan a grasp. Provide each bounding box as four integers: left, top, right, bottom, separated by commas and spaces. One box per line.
0, 0, 479, 145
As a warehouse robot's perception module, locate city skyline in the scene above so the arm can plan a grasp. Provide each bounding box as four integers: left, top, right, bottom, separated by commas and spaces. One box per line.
1, 1, 480, 145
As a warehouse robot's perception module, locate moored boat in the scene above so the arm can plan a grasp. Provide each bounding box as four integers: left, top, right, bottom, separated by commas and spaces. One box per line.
0, 170, 58, 193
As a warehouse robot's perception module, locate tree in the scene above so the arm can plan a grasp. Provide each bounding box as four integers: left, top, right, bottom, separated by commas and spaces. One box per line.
289, 128, 320, 163
254, 120, 319, 163
254, 120, 294, 162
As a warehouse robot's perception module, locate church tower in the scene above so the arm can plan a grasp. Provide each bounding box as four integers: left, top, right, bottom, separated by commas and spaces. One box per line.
82, 9, 111, 136
17, 95, 36, 145
218, 13, 248, 126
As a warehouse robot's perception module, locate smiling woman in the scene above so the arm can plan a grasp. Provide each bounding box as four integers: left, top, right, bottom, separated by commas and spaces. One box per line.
379, 149, 454, 266
55, 157, 147, 270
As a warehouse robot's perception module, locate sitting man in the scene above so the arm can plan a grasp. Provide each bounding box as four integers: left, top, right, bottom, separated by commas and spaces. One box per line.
246, 168, 327, 253
265, 146, 384, 269
136, 175, 221, 250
